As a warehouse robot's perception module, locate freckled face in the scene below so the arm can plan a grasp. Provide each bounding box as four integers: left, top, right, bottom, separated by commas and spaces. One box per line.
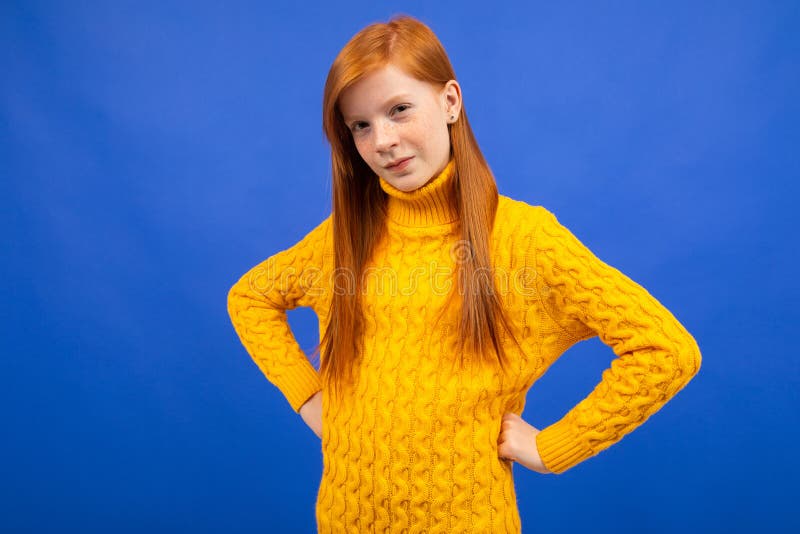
339, 63, 460, 192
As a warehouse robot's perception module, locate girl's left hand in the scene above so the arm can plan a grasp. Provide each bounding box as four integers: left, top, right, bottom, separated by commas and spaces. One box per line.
497, 412, 553, 474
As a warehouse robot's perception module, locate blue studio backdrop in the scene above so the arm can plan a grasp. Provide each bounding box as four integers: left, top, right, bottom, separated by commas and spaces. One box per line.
2, 1, 798, 532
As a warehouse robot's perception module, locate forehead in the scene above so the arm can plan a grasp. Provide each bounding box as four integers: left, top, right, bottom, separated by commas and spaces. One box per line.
339, 64, 437, 118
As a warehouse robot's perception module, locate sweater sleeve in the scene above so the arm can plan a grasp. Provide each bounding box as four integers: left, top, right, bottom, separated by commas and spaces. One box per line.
227, 215, 332, 413
531, 207, 702, 474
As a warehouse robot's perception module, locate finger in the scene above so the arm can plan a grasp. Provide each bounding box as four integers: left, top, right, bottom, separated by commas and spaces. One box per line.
497, 441, 511, 457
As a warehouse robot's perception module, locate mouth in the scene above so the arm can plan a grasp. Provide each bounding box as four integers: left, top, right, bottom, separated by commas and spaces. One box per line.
385, 156, 414, 170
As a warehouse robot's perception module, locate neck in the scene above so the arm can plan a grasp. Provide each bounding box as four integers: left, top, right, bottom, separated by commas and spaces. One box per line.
378, 158, 459, 227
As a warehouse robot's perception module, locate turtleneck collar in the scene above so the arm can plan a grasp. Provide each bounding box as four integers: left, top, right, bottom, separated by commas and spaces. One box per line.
378, 158, 459, 227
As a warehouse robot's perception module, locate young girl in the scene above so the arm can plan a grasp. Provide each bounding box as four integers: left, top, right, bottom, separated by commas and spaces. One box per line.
227, 15, 701, 533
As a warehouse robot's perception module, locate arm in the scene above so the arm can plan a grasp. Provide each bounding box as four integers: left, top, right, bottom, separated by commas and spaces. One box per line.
532, 207, 702, 474
299, 390, 323, 438
227, 215, 331, 413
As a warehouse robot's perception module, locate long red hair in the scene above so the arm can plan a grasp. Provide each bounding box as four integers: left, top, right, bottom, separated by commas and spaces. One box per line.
314, 15, 523, 404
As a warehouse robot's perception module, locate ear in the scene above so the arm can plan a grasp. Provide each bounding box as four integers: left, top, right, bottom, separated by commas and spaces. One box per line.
441, 80, 462, 121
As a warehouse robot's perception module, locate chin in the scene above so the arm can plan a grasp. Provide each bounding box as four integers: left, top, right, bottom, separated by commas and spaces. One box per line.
399, 176, 427, 192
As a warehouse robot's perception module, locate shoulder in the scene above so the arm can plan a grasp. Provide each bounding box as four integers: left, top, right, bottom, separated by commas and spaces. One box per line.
495, 194, 557, 235
307, 212, 333, 236
261, 212, 333, 270
490, 195, 559, 269
290, 213, 333, 248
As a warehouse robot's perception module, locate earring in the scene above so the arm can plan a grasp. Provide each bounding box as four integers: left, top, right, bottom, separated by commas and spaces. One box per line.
450, 114, 455, 122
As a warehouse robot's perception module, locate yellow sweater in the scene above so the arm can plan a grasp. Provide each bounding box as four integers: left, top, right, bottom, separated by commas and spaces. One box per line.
227, 159, 702, 533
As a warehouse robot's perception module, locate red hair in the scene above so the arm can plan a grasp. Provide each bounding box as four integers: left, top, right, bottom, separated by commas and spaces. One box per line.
315, 14, 523, 403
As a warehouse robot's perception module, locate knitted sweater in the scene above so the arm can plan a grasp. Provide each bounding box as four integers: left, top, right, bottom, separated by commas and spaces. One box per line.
227, 159, 702, 533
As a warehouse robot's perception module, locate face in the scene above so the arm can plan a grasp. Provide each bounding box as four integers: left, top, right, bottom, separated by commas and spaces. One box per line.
339, 63, 461, 192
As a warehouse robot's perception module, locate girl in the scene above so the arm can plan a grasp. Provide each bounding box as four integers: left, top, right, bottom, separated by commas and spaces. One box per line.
227, 14, 701, 533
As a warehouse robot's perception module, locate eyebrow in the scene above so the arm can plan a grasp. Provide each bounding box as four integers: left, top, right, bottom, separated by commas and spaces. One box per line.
342, 93, 414, 123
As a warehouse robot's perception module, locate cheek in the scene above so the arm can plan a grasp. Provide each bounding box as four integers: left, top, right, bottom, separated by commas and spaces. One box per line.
405, 119, 433, 148
412, 114, 445, 148
353, 138, 372, 159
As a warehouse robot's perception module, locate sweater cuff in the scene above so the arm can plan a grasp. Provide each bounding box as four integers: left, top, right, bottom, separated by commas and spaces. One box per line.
279, 362, 322, 413
535, 417, 596, 475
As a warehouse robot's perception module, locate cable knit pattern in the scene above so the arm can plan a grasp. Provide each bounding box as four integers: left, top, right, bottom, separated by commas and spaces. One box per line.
227, 159, 702, 533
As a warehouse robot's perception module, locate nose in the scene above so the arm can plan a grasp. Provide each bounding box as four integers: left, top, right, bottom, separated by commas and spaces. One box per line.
372, 119, 399, 153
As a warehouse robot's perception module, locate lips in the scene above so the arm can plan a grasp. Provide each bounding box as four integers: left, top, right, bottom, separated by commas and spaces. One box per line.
385, 156, 413, 169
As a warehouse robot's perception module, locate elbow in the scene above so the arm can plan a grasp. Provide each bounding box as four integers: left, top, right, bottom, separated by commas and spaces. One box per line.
227, 278, 243, 322
674, 332, 702, 388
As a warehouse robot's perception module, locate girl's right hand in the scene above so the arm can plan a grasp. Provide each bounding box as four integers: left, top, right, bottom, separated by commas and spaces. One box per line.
299, 390, 323, 439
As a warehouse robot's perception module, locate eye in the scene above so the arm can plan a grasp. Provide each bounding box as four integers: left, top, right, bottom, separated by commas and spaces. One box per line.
349, 104, 410, 133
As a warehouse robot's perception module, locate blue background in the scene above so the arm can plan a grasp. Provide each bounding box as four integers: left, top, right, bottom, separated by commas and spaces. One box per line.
3, 1, 797, 532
